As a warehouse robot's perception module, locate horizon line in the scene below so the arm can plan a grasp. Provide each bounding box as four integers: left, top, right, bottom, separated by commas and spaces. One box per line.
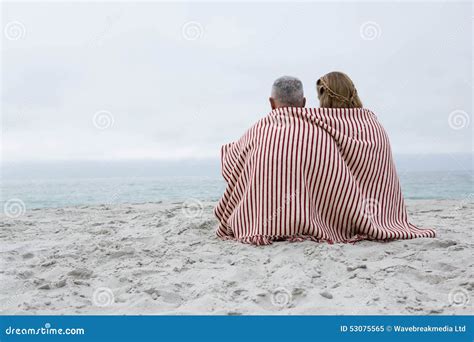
1, 152, 472, 164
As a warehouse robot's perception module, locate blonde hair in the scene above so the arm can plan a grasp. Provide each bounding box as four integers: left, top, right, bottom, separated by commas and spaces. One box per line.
316, 71, 363, 108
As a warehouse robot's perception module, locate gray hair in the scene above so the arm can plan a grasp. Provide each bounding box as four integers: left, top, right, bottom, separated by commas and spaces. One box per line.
271, 76, 304, 107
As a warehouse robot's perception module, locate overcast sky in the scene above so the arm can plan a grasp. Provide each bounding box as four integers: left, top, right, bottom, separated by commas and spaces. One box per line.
1, 1, 472, 163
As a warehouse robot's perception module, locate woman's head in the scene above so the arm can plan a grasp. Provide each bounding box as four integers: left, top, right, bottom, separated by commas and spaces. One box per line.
316, 71, 363, 108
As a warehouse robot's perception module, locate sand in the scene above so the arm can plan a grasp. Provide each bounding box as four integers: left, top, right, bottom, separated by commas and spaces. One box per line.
0, 199, 472, 315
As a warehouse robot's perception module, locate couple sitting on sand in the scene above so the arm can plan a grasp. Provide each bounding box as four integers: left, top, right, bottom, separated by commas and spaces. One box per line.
214, 71, 436, 245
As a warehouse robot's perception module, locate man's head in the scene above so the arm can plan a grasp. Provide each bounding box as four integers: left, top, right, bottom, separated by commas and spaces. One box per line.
269, 76, 306, 109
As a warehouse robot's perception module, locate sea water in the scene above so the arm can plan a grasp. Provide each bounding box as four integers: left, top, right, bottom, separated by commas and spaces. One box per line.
1, 171, 472, 209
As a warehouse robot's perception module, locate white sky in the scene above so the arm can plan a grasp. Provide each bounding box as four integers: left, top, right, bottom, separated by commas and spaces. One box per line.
1, 1, 472, 162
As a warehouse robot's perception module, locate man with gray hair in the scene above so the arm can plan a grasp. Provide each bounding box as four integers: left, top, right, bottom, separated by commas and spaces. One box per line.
269, 75, 306, 109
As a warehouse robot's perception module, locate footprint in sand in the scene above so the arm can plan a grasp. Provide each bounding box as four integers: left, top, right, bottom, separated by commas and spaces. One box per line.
347, 264, 367, 272
40, 259, 56, 267
197, 220, 214, 230
17, 270, 34, 279
320, 290, 333, 299
22, 253, 35, 259
164, 210, 177, 218
108, 247, 135, 258
425, 239, 458, 249
67, 268, 94, 279
144, 288, 183, 306
448, 244, 466, 252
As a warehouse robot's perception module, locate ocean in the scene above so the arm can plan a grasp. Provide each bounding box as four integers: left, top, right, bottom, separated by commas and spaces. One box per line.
1, 171, 472, 210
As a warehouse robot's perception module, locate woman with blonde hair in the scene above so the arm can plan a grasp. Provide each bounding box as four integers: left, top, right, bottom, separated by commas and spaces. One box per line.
316, 71, 363, 108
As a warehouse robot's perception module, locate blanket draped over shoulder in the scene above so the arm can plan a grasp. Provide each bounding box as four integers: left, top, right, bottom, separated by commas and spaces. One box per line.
214, 107, 436, 245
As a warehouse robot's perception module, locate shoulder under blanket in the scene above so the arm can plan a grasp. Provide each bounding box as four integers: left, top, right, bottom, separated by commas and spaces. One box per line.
214, 107, 436, 245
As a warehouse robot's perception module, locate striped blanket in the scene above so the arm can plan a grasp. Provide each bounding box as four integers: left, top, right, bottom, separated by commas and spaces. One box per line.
214, 107, 436, 245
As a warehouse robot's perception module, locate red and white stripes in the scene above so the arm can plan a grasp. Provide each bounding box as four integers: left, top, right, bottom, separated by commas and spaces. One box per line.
214, 107, 436, 245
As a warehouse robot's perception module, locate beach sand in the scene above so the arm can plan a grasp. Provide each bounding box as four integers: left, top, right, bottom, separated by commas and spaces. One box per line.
0, 199, 472, 315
